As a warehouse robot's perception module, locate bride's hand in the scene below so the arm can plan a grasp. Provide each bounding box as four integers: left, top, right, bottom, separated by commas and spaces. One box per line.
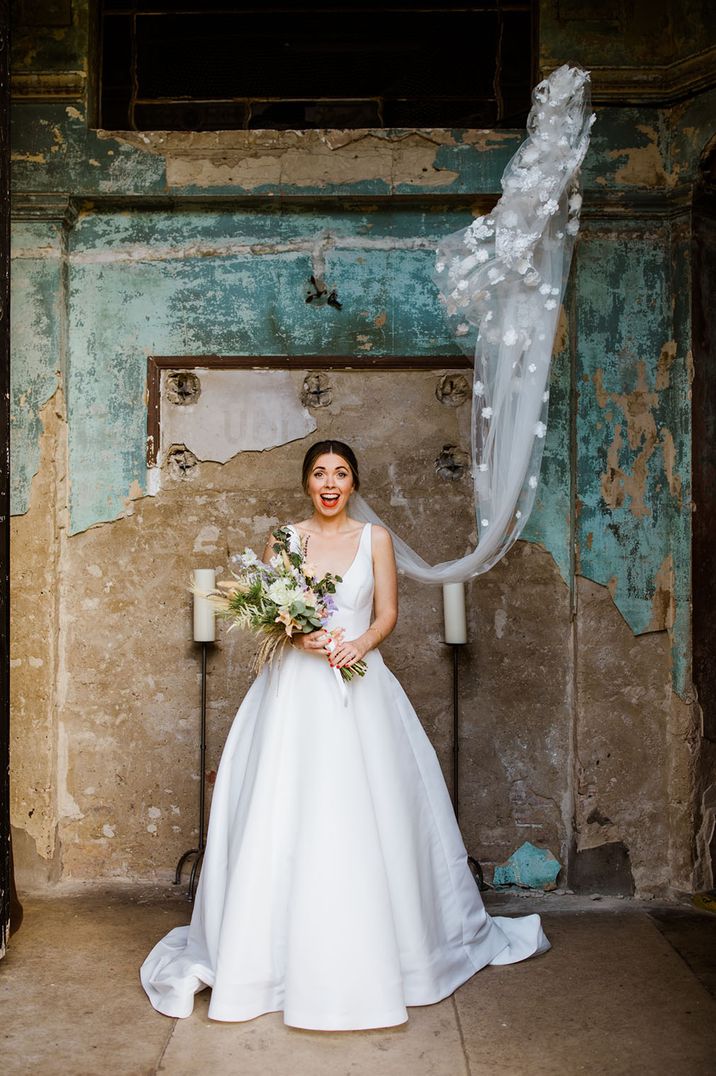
328, 635, 366, 669
293, 626, 345, 655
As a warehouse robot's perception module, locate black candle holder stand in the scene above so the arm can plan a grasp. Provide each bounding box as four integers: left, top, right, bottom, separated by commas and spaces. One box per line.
174, 639, 211, 902
448, 641, 487, 891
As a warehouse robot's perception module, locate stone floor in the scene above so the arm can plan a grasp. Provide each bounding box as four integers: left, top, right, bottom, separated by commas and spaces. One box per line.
2, 885, 716, 1076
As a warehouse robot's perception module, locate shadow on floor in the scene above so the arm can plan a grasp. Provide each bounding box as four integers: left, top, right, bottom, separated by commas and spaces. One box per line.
2, 886, 716, 1076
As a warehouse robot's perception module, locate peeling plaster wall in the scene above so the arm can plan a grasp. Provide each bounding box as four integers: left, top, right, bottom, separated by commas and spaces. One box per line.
8, 0, 716, 896
10, 389, 66, 886
54, 375, 484, 882
458, 542, 574, 869
11, 222, 64, 515
10, 101, 684, 201
161, 368, 317, 463
65, 205, 474, 533
575, 224, 689, 677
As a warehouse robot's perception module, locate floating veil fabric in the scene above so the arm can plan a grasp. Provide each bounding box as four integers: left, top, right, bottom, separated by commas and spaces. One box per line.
351, 65, 596, 584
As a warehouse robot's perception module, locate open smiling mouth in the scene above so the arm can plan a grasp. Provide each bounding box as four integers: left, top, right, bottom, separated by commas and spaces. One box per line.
320, 493, 340, 507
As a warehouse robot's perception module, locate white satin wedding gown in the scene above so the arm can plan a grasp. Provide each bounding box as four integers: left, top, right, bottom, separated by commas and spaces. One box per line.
140, 522, 550, 1029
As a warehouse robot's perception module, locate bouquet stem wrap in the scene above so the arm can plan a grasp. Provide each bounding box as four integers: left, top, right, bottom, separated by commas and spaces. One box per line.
324, 635, 349, 707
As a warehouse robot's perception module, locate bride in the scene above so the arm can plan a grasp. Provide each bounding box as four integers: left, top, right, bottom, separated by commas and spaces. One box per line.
140, 438, 550, 1031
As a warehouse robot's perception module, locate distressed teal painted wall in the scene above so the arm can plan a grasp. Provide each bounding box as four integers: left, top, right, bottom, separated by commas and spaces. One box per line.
10, 0, 716, 895
66, 206, 473, 532
61, 197, 583, 582
10, 100, 677, 200
576, 225, 675, 625
10, 222, 64, 515
9, 2, 715, 700
575, 224, 690, 687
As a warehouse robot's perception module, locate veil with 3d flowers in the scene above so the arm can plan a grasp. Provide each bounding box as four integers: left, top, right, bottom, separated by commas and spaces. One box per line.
350, 65, 595, 584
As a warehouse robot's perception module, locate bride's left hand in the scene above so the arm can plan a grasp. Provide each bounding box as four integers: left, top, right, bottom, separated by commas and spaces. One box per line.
329, 635, 367, 669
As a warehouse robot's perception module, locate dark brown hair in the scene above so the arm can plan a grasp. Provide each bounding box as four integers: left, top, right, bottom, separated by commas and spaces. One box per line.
301, 440, 361, 494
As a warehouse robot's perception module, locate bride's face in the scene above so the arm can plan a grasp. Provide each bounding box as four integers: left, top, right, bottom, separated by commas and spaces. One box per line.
307, 452, 355, 517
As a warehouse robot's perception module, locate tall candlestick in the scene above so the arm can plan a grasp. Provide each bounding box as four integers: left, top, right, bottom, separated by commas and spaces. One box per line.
193, 568, 216, 642
442, 581, 467, 645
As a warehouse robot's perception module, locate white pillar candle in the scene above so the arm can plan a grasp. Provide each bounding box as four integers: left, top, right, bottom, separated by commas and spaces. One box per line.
442, 581, 467, 645
193, 568, 216, 642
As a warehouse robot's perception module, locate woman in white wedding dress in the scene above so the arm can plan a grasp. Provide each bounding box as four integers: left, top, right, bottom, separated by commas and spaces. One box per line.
140, 439, 550, 1030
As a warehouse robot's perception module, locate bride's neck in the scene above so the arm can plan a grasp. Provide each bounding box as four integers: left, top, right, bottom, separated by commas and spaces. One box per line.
306, 510, 354, 535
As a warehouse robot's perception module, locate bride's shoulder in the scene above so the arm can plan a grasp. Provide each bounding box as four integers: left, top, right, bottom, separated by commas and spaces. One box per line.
367, 523, 394, 551
367, 522, 389, 536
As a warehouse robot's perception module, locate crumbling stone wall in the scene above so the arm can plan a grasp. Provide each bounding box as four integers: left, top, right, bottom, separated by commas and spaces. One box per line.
9, 0, 716, 896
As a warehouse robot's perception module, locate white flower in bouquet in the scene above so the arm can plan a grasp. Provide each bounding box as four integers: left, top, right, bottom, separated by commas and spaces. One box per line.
268, 578, 299, 607
189, 525, 367, 684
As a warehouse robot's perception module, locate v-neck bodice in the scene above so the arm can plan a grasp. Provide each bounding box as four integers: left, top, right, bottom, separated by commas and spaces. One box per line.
289, 522, 368, 581
288, 522, 374, 636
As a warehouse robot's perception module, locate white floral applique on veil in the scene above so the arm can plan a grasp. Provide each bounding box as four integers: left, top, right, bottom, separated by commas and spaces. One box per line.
351, 65, 596, 584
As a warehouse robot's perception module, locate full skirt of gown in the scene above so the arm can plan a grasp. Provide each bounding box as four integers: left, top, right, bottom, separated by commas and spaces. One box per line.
140, 522, 550, 1029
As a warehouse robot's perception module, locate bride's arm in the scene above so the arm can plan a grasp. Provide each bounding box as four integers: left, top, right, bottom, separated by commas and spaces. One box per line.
331, 525, 398, 669
261, 531, 275, 564
366, 526, 399, 647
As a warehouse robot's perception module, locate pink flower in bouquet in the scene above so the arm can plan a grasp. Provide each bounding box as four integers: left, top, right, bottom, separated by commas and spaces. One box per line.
275, 608, 300, 635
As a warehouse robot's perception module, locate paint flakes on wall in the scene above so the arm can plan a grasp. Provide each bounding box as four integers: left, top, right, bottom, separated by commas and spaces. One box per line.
11, 223, 64, 516
160, 368, 317, 465
656, 339, 677, 389
193, 525, 220, 554
101, 128, 463, 191
58, 722, 84, 822
595, 349, 684, 519
649, 554, 675, 633
607, 124, 669, 188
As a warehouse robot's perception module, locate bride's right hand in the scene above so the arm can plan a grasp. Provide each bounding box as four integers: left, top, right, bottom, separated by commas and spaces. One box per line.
293, 627, 345, 655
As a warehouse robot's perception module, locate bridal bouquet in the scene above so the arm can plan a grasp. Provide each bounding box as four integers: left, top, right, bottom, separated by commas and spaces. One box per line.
190, 526, 368, 686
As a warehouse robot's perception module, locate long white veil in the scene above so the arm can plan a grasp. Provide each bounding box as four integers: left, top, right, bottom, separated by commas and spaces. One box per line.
351, 65, 595, 584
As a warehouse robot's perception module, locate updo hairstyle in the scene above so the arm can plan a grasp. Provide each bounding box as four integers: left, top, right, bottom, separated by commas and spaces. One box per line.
301, 440, 361, 494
